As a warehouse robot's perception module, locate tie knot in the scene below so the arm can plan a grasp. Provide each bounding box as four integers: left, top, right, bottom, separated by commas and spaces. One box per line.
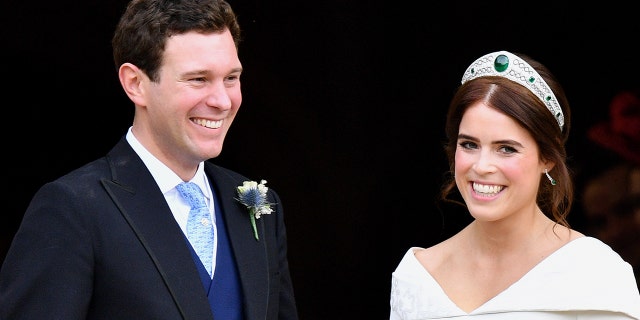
176, 182, 208, 210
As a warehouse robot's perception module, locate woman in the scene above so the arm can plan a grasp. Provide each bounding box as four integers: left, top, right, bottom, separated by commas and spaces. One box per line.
390, 50, 640, 319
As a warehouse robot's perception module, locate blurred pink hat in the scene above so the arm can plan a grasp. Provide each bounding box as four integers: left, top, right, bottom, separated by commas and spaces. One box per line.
588, 90, 640, 165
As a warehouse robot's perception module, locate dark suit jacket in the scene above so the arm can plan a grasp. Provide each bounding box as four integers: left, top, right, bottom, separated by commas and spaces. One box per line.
0, 137, 298, 320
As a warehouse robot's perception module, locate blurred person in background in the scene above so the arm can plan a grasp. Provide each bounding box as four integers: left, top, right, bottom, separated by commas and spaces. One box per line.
581, 89, 640, 287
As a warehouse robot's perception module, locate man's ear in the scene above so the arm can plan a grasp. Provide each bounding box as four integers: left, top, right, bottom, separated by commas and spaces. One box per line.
118, 63, 148, 106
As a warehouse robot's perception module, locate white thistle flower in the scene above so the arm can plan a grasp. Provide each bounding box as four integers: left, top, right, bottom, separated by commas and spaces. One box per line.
236, 179, 275, 240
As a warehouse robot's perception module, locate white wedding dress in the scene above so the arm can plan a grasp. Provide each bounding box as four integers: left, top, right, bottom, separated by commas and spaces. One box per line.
390, 237, 640, 319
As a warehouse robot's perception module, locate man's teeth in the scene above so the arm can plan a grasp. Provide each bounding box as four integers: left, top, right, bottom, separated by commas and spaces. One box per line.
194, 118, 222, 129
473, 182, 503, 194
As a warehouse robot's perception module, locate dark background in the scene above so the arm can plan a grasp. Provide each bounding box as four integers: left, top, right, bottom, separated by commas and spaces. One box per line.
2, 1, 638, 318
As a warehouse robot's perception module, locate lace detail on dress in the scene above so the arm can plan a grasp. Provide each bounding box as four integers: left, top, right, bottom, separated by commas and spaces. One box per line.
390, 276, 409, 319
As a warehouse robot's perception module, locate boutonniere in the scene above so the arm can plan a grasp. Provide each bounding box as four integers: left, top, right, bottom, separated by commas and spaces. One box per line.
236, 179, 274, 240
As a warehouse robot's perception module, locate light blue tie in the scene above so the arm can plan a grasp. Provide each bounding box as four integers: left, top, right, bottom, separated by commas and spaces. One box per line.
176, 182, 214, 277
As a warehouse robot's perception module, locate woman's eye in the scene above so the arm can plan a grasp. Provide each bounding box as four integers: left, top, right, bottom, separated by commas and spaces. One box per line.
459, 141, 477, 149
499, 146, 517, 154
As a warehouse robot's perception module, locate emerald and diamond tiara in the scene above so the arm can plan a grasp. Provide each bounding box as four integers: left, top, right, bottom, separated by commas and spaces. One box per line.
461, 50, 565, 129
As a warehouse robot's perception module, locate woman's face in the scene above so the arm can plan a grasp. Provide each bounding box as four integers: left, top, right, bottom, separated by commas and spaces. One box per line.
454, 102, 547, 222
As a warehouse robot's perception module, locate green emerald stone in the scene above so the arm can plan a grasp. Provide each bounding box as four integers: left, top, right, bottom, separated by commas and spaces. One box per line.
494, 54, 509, 72
528, 76, 536, 83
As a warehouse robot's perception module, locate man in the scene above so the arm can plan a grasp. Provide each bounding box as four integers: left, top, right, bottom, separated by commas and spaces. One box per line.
0, 0, 298, 319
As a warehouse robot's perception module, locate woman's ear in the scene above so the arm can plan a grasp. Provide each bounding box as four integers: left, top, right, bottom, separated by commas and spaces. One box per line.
118, 63, 147, 107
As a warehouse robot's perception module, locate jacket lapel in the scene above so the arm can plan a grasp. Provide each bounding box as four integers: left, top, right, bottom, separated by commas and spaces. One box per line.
205, 164, 269, 320
103, 139, 214, 319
